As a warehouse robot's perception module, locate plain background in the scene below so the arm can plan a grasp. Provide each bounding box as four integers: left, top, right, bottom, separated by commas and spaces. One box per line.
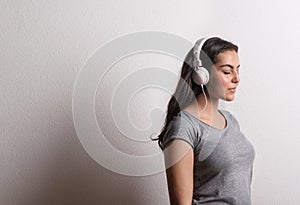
1, 0, 300, 204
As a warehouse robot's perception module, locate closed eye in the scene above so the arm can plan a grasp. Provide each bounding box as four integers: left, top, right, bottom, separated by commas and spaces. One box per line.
223, 70, 240, 75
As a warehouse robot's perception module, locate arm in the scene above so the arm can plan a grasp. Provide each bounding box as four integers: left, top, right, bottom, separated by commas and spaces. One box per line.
164, 139, 194, 205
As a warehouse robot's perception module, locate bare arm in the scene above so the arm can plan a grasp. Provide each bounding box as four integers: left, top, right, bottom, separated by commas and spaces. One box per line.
164, 139, 194, 205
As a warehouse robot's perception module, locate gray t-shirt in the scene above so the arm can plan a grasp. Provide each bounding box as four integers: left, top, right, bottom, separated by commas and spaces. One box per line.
162, 109, 255, 205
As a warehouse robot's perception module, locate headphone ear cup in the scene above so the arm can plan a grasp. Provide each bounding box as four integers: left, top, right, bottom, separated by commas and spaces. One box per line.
192, 67, 209, 85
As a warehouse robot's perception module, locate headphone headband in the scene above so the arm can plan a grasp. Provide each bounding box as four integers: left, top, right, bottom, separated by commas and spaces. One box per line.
193, 35, 219, 70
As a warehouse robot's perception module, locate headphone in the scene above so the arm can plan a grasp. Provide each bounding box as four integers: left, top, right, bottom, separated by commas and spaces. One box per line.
191, 36, 218, 112
192, 36, 215, 86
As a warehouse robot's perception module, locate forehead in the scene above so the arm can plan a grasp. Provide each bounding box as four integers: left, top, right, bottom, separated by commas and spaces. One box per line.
215, 50, 239, 65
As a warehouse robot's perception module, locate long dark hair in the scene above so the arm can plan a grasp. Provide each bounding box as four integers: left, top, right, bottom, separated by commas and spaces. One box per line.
152, 37, 238, 150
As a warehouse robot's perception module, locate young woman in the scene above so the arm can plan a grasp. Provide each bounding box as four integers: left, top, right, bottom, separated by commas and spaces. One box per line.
153, 37, 255, 204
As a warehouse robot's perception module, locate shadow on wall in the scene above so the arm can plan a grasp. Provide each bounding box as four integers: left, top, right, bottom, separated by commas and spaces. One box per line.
3, 120, 168, 205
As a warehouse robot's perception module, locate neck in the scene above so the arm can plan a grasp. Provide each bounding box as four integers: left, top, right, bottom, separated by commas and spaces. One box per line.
188, 90, 220, 118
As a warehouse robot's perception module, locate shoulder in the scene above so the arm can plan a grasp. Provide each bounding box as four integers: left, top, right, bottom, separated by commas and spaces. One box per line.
167, 112, 198, 136
162, 112, 200, 150
173, 111, 196, 127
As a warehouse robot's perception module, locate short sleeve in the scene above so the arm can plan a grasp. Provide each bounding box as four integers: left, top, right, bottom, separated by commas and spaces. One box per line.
161, 115, 198, 150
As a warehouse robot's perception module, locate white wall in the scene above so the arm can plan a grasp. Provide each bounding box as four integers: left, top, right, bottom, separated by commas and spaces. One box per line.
1, 0, 299, 204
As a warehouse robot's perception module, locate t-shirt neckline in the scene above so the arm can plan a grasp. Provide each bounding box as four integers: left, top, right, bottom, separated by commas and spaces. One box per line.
181, 109, 228, 132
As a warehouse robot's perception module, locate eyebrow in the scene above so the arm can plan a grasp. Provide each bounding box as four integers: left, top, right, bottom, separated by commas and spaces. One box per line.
220, 64, 240, 69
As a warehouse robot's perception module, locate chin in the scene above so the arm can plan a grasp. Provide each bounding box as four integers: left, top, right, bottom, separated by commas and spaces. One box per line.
225, 96, 235, 101
222, 94, 235, 101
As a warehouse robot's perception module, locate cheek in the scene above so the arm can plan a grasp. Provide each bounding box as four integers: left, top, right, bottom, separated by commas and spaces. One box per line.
219, 75, 231, 86
210, 73, 229, 88
207, 74, 231, 96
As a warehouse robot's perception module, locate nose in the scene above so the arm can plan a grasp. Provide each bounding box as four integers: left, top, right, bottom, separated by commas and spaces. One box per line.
232, 70, 240, 83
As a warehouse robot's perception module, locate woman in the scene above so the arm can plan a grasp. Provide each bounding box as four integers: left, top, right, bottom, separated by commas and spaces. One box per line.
153, 37, 255, 204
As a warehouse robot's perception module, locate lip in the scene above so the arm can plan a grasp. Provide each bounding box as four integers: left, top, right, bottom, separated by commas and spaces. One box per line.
228, 87, 237, 92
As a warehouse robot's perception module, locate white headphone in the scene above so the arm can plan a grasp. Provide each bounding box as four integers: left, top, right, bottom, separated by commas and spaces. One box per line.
192, 36, 219, 112
192, 36, 215, 86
